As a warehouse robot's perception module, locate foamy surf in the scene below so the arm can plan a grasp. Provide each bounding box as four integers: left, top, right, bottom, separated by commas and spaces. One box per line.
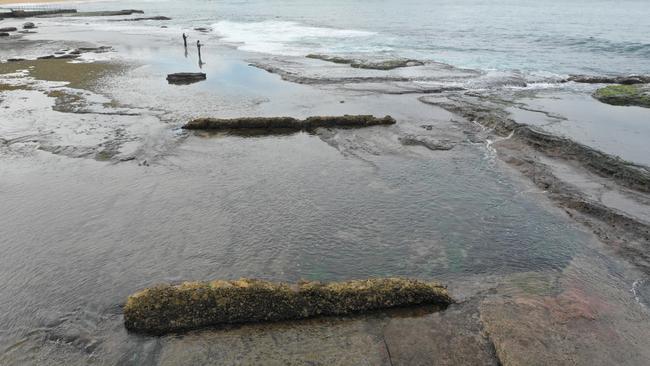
211, 20, 376, 56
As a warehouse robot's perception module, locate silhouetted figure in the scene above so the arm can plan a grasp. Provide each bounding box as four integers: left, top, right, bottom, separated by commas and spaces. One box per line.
182, 33, 188, 48
197, 40, 203, 65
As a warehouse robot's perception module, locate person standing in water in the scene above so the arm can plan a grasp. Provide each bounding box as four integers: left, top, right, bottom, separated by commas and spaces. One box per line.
182, 33, 188, 48
197, 40, 203, 65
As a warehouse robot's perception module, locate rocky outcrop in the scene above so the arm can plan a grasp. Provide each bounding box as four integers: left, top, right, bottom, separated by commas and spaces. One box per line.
124, 278, 453, 335
593, 84, 650, 108
182, 115, 397, 131
166, 72, 207, 84
22, 22, 36, 29
0, 32, 9, 37
306, 54, 425, 70
420, 95, 650, 193
0, 27, 18, 32
568, 75, 650, 85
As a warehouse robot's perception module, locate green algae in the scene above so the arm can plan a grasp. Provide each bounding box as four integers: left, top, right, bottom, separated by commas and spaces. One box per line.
123, 278, 453, 335
593, 84, 650, 108
182, 115, 396, 131
0, 59, 125, 90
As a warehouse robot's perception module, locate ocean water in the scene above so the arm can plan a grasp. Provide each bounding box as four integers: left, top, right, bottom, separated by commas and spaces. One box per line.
70, 0, 650, 75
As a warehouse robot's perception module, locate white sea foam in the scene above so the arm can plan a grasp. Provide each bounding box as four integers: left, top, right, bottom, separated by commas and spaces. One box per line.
211, 20, 376, 56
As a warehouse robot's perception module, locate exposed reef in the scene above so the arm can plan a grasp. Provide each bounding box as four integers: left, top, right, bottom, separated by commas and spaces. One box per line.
182, 115, 397, 131
568, 75, 650, 85
123, 278, 453, 335
306, 54, 425, 70
419, 92, 650, 272
420, 95, 650, 193
593, 84, 650, 108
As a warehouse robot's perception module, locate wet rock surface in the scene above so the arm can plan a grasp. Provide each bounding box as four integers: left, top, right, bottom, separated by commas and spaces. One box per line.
306, 54, 425, 70
420, 94, 650, 193
593, 84, 650, 108
383, 300, 499, 366
124, 278, 453, 334
419, 92, 650, 275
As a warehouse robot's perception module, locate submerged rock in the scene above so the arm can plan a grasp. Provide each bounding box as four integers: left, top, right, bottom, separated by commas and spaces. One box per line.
0, 32, 9, 37
182, 115, 397, 131
124, 278, 453, 334
306, 54, 425, 70
0, 27, 18, 32
166, 72, 207, 85
593, 84, 650, 108
399, 135, 456, 151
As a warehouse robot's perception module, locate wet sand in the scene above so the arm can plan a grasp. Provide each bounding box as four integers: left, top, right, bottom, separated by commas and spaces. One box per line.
1, 11, 650, 366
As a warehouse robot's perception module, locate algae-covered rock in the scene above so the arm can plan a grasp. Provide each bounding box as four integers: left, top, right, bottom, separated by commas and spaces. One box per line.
182, 115, 396, 131
593, 84, 650, 108
124, 278, 453, 334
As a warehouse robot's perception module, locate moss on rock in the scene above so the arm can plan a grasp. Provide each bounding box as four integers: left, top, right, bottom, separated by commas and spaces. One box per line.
182, 115, 396, 131
593, 84, 650, 108
124, 278, 453, 334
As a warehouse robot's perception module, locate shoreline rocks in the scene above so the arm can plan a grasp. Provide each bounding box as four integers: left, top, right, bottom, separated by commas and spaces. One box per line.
182, 115, 397, 131
568, 75, 650, 85
593, 84, 650, 108
306, 54, 425, 70
124, 278, 453, 335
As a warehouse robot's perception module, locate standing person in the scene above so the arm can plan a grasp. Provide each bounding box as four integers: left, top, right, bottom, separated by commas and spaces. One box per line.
182, 33, 188, 48
197, 40, 203, 65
